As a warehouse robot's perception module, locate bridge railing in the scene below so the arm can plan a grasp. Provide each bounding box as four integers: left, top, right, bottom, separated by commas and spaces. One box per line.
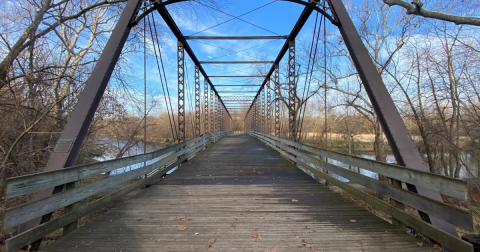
2, 131, 230, 252
249, 131, 473, 252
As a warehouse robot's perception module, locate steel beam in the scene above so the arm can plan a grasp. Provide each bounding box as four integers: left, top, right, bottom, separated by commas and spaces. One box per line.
155, 5, 231, 119
246, 4, 314, 121
214, 85, 262, 87
222, 96, 255, 101
288, 40, 296, 141
267, 79, 272, 135
261, 89, 266, 133
216, 99, 220, 133
25, 0, 143, 249
204, 79, 209, 134
200, 61, 275, 64
223, 100, 254, 101
194, 65, 201, 137
177, 41, 186, 142
185, 36, 288, 40
210, 89, 215, 134
217, 91, 258, 93
327, 0, 458, 247
274, 65, 280, 137
210, 75, 266, 78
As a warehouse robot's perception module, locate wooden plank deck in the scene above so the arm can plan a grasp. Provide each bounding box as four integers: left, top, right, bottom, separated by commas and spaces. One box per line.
41, 134, 434, 252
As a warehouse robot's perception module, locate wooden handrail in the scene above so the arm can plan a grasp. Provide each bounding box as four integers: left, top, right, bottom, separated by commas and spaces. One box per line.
249, 131, 473, 252
4, 132, 231, 252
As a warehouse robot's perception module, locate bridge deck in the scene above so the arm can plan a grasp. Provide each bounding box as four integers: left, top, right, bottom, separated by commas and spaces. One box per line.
42, 134, 432, 251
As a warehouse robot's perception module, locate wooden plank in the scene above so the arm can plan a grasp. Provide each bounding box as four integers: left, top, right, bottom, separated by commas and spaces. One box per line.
35, 134, 430, 252
391, 208, 473, 252
251, 132, 467, 200
4, 138, 209, 229
6, 135, 210, 199
280, 142, 472, 231
5, 144, 208, 252
255, 134, 473, 252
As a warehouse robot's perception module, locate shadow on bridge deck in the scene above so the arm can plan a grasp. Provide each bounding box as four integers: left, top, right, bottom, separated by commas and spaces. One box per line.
41, 134, 433, 252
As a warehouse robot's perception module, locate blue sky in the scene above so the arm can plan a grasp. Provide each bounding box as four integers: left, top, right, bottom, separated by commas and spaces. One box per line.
125, 0, 325, 115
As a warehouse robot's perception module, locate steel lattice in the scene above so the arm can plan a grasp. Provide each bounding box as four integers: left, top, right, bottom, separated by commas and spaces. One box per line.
194, 66, 201, 137
204, 80, 209, 134
274, 65, 280, 137
267, 79, 272, 135
177, 41, 185, 142
288, 40, 296, 141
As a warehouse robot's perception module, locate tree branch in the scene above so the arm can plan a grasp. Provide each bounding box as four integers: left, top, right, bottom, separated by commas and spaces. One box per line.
383, 0, 480, 26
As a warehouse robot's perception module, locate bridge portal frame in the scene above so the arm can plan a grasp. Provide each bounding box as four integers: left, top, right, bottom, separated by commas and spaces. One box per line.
27, 0, 457, 250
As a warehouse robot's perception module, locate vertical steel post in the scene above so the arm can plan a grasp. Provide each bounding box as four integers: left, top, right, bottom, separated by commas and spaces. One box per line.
274, 65, 280, 137
253, 99, 258, 131
220, 106, 223, 131
210, 89, 215, 134
267, 79, 272, 135
261, 89, 266, 133
194, 65, 201, 137
24, 0, 143, 248
327, 0, 458, 244
177, 41, 185, 143
214, 96, 218, 133
216, 98, 221, 132
204, 80, 209, 135
223, 107, 226, 131
288, 40, 296, 141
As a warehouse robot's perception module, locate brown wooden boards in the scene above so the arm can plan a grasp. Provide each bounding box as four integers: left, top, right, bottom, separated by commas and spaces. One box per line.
40, 134, 430, 252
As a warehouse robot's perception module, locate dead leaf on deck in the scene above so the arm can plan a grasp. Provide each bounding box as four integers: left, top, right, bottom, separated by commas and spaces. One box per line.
433, 244, 442, 250
176, 225, 187, 231
349, 219, 357, 223
196, 174, 201, 177
416, 242, 423, 247
206, 238, 216, 249
258, 172, 263, 174
176, 215, 186, 220
265, 249, 277, 252
292, 199, 298, 202
302, 239, 313, 248
250, 233, 262, 239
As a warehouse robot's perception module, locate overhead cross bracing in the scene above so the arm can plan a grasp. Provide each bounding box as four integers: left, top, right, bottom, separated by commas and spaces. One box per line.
156, 1, 465, 249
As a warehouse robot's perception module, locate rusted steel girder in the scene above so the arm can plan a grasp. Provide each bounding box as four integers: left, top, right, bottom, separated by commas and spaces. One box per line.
26, 0, 144, 249
194, 66, 201, 137
274, 65, 280, 137
267, 80, 272, 135
288, 40, 296, 141
326, 0, 458, 247
210, 89, 215, 134
177, 41, 185, 142
204, 79, 209, 135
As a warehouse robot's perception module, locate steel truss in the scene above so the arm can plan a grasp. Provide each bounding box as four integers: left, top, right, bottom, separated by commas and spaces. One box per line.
274, 65, 280, 137
33, 0, 457, 250
261, 89, 266, 133
210, 89, 215, 134
177, 41, 186, 142
287, 40, 296, 141
204, 79, 209, 134
267, 79, 272, 135
194, 66, 201, 137
222, 96, 255, 101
